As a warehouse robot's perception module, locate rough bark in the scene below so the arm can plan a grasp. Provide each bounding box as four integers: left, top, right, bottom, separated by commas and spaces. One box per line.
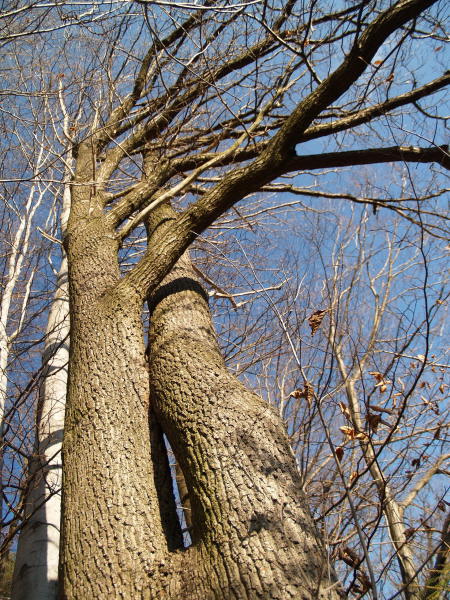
58, 3, 443, 588
59, 174, 181, 598
145, 203, 343, 599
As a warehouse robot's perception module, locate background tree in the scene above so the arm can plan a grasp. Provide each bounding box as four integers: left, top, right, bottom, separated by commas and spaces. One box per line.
240, 203, 449, 598
1, 29, 80, 596
0, 73, 61, 577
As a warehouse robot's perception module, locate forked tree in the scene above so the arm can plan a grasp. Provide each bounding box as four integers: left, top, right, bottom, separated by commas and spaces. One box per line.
5, 0, 450, 598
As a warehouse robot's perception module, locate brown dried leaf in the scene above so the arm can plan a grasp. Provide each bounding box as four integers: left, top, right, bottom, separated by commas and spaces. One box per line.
338, 401, 351, 421
340, 426, 355, 439
308, 309, 327, 336
339, 426, 369, 442
366, 413, 382, 432
369, 371, 384, 383
339, 546, 360, 568
290, 382, 314, 407
404, 528, 415, 540
335, 446, 344, 462
372, 372, 391, 392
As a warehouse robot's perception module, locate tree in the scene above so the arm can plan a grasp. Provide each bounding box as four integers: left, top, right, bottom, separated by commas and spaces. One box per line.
5, 0, 450, 598
260, 205, 449, 598
11, 166, 71, 600
0, 44, 76, 594
0, 65, 65, 583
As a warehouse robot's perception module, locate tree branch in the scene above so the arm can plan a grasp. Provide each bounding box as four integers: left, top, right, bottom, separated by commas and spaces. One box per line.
400, 454, 450, 515
119, 0, 441, 299
95, 4, 215, 152
301, 72, 450, 142
285, 145, 450, 171
264, 0, 440, 159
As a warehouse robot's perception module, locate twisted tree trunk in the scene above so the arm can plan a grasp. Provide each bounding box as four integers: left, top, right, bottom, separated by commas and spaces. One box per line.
145, 202, 342, 599
59, 144, 340, 597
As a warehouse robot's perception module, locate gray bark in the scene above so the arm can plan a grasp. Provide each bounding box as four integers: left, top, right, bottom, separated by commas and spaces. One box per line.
145, 203, 343, 599
59, 189, 181, 597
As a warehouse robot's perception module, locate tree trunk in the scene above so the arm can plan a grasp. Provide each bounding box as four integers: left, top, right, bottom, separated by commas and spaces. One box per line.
12, 163, 72, 600
59, 194, 181, 598
60, 143, 340, 596
12, 257, 69, 600
145, 203, 342, 599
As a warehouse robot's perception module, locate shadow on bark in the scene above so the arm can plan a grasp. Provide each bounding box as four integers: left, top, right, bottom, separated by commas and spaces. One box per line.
145, 203, 343, 599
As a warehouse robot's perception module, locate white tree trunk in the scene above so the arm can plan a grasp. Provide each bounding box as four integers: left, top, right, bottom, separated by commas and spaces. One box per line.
11, 184, 70, 600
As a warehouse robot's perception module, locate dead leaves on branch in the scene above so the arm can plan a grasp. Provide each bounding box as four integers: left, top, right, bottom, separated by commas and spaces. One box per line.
308, 308, 328, 336
369, 371, 391, 394
338, 400, 382, 438
290, 381, 314, 408
339, 426, 369, 443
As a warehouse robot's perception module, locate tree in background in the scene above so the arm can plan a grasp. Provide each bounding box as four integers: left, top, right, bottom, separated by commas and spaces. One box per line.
1, 0, 449, 598
0, 71, 63, 584
245, 203, 449, 598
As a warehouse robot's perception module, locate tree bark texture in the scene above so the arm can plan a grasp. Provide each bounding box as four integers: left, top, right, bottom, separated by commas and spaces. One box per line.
145, 203, 342, 599
60, 194, 181, 598
60, 139, 341, 597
